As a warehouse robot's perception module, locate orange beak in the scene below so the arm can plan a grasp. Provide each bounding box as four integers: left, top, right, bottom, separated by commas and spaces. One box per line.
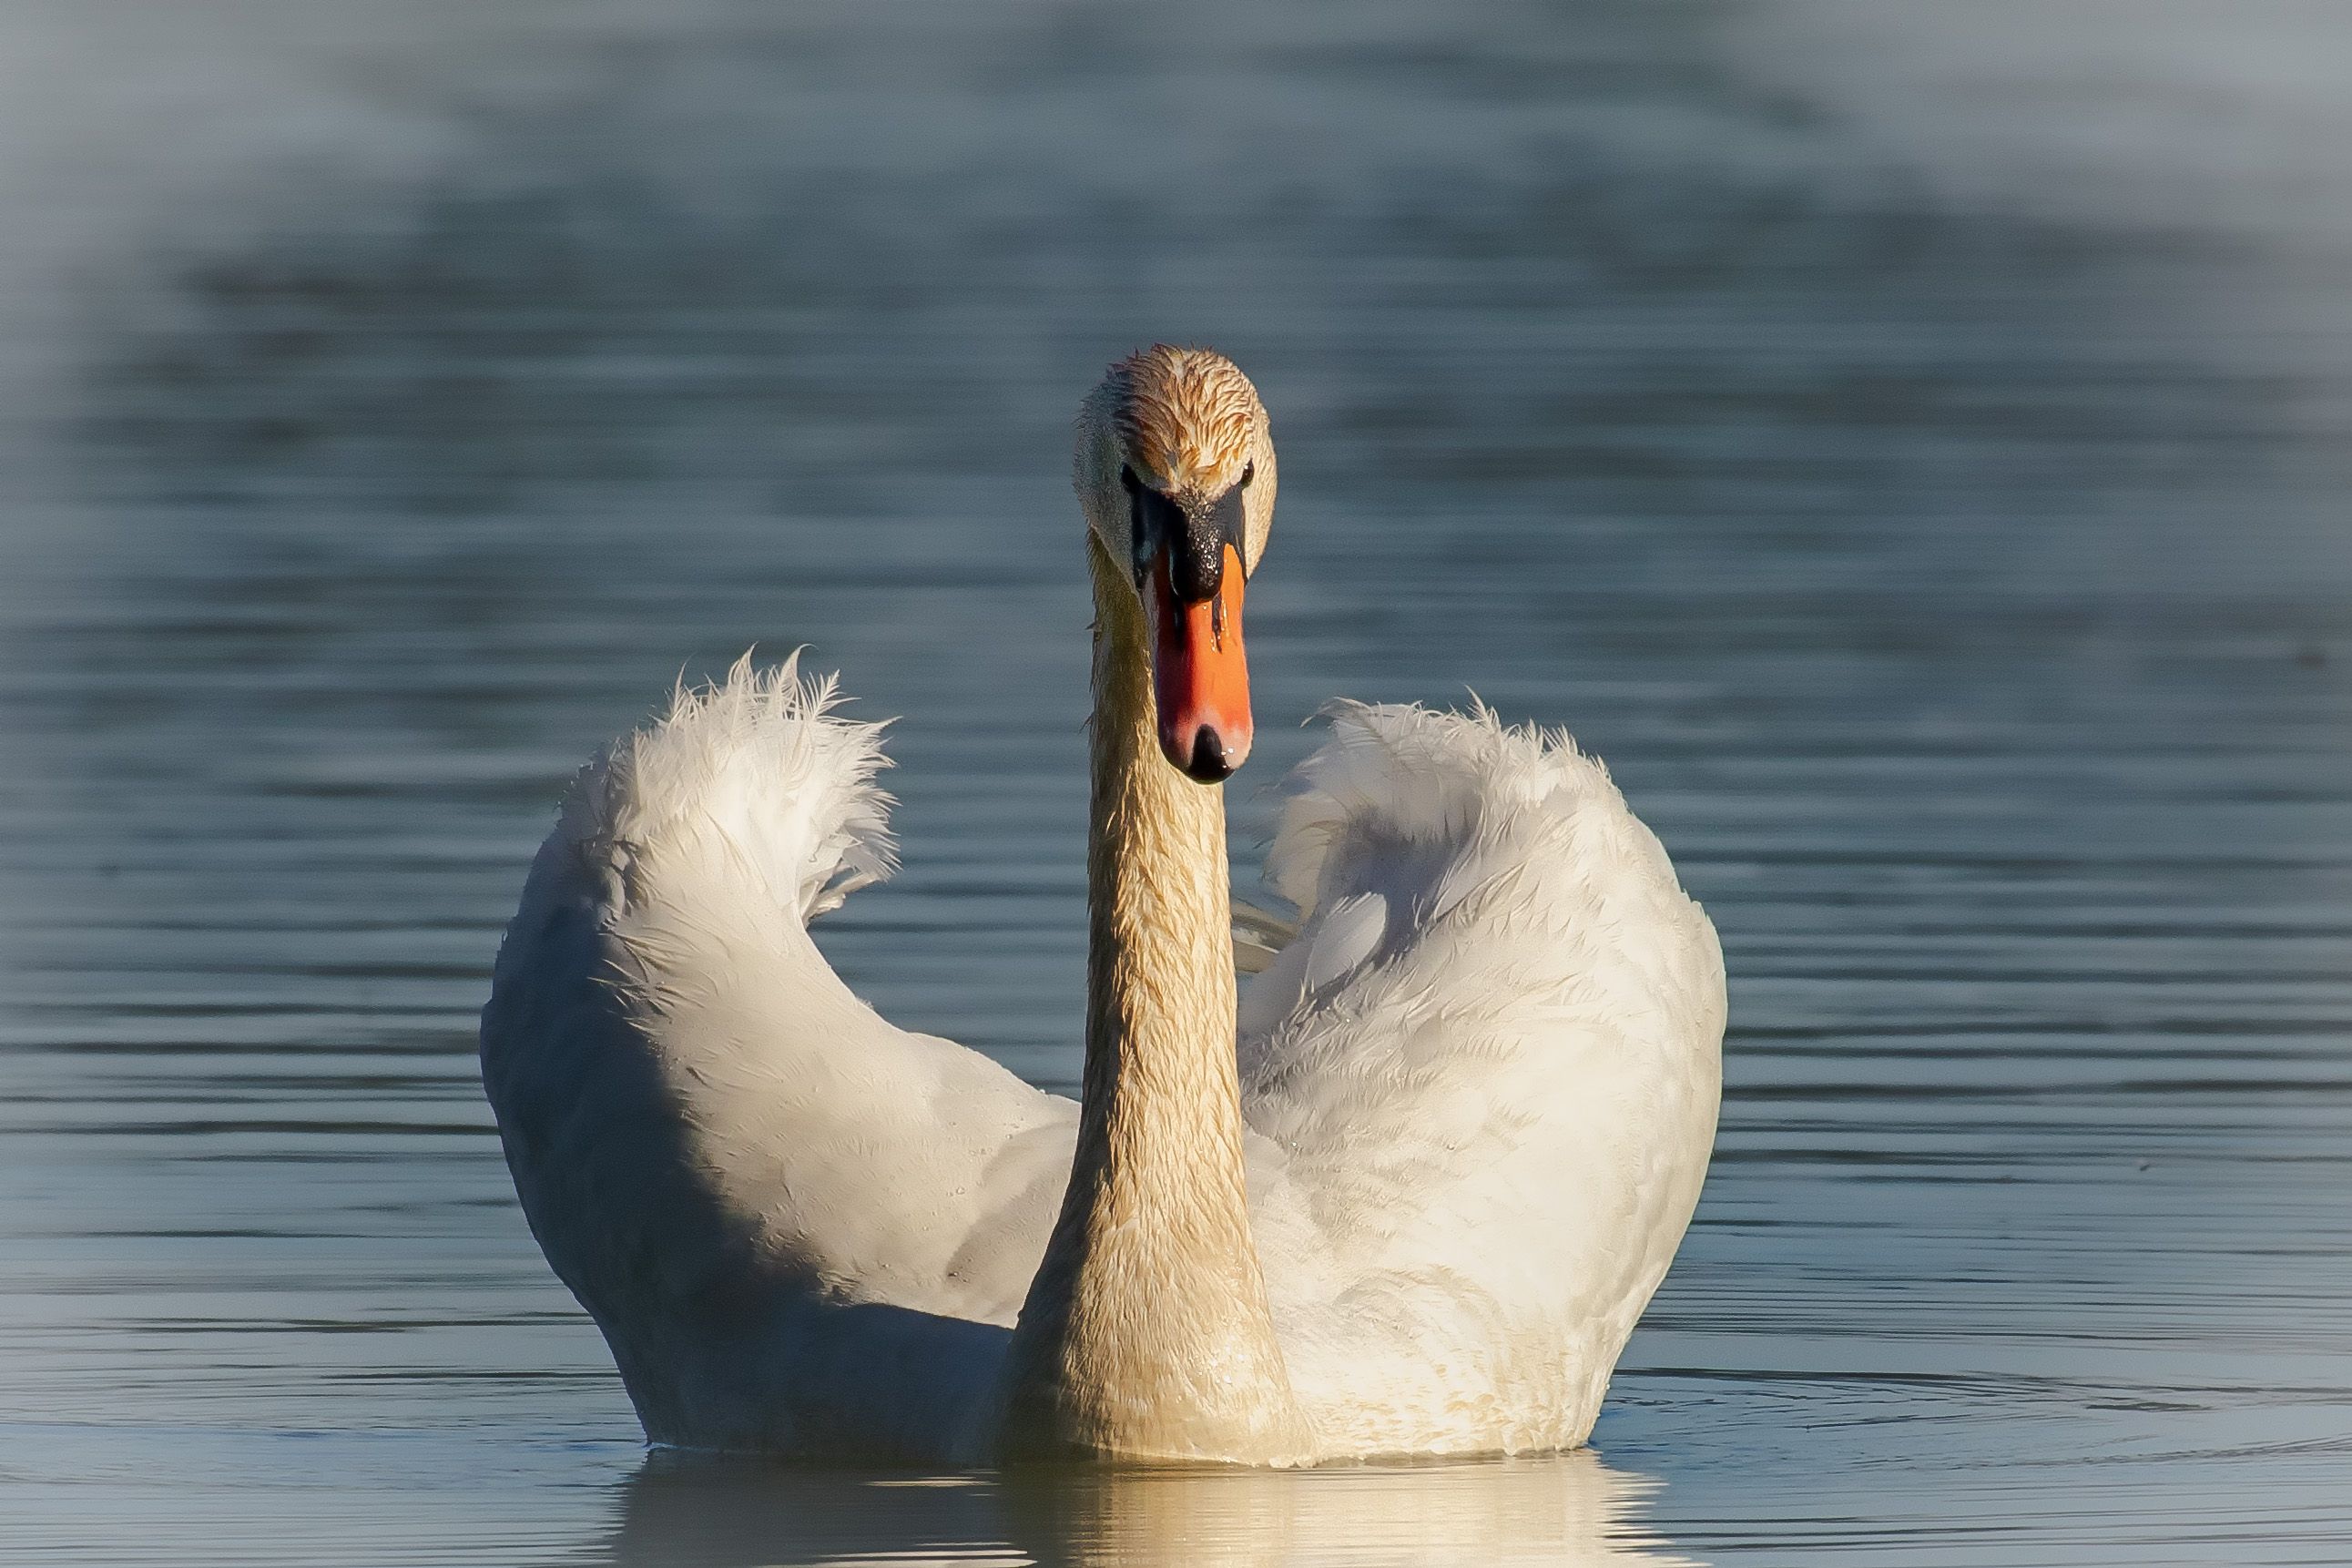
1146, 544, 1251, 782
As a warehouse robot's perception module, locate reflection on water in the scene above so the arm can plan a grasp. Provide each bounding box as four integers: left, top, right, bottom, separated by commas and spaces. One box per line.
606, 1451, 1688, 1568
3, 1, 2352, 1564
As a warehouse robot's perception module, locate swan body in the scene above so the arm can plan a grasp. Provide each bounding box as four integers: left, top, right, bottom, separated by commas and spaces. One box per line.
481, 347, 1723, 1464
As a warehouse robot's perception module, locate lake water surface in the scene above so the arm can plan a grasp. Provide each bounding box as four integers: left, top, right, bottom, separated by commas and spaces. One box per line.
4, 2, 2351, 1563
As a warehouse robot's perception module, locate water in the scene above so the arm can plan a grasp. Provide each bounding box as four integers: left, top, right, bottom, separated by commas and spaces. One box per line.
4, 1, 2350, 1562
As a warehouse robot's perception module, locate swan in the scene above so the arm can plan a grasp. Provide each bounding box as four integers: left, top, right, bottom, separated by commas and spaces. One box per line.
480, 345, 1724, 1466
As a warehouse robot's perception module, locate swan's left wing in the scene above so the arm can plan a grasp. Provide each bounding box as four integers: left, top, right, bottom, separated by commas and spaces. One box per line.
480, 657, 1074, 1456
1237, 702, 1725, 1455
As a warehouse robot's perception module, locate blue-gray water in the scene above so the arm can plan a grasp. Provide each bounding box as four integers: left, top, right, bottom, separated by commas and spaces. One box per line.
4, 2, 2351, 1563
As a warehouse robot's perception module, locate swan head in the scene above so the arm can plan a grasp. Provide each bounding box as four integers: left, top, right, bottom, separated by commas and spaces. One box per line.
1076, 345, 1278, 784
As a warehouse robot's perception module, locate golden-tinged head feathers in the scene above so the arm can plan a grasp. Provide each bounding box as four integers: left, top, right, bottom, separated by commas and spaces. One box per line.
1075, 343, 1278, 582
1105, 345, 1266, 494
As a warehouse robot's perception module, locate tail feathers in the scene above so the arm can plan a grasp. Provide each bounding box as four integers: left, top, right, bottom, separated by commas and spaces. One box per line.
556, 651, 897, 926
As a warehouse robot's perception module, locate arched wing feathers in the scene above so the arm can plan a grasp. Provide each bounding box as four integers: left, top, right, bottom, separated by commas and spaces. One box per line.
479, 663, 1721, 1461
479, 655, 1071, 1455
1238, 702, 1724, 1454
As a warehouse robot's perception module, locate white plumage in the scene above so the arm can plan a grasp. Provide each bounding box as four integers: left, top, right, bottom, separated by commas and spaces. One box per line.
481, 655, 1723, 1461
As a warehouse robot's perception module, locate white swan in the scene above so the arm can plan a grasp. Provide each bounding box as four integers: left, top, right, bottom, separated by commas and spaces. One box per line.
480, 345, 1724, 1465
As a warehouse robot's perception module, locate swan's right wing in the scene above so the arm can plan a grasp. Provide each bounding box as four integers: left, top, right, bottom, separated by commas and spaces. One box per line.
1237, 702, 1725, 1455
479, 657, 1075, 1457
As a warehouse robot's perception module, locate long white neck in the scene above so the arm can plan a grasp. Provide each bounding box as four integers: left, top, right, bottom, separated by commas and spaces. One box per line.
1001, 537, 1308, 1464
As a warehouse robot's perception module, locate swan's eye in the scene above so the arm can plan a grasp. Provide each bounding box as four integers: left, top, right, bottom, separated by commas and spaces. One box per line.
1239, 462, 1255, 488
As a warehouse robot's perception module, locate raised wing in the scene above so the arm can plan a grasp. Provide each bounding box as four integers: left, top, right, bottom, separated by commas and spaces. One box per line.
479, 657, 1073, 1459
1237, 702, 1726, 1456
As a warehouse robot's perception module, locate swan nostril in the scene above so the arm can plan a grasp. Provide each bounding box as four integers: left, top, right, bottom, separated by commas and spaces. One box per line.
1185, 726, 1237, 784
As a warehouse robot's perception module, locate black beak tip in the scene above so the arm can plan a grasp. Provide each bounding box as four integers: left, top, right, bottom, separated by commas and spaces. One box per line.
1182, 725, 1240, 784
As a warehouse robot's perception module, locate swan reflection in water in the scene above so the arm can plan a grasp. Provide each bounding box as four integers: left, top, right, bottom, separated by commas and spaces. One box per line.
600, 1448, 1695, 1567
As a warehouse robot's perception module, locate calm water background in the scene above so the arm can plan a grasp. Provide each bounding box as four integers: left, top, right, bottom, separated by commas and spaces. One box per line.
4, 2, 2351, 1563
